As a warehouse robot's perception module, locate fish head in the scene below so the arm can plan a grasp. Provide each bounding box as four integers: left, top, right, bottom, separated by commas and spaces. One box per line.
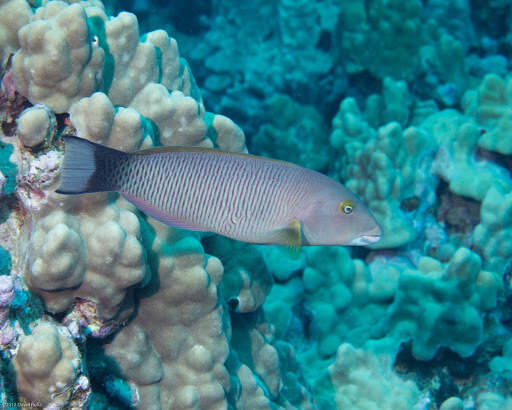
299, 183, 381, 246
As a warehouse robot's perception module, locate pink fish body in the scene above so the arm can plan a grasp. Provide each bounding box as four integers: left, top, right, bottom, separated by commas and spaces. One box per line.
57, 136, 381, 246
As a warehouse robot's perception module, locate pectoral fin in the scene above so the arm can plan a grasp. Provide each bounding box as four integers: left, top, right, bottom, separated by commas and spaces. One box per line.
275, 219, 302, 257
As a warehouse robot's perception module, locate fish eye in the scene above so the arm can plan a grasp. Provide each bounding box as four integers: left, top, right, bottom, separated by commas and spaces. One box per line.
339, 200, 354, 215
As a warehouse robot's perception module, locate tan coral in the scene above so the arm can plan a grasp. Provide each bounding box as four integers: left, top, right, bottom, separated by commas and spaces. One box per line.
130, 84, 210, 147
11, 0, 199, 115
69, 92, 154, 151
12, 1, 105, 113
145, 30, 183, 92
106, 237, 230, 409
14, 321, 81, 408
27, 210, 85, 292
106, 12, 158, 106
28, 205, 147, 320
106, 19, 189, 106
17, 105, 55, 148
104, 323, 163, 407
248, 327, 281, 398
0, 0, 32, 64
211, 114, 247, 153
236, 364, 273, 410
6, 4, 252, 408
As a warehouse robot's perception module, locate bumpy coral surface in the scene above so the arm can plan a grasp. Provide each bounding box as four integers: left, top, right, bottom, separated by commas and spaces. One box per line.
329, 343, 419, 409
107, 238, 230, 409
14, 321, 83, 408
2, 0, 512, 408
331, 100, 438, 248
13, 1, 106, 113
370, 248, 499, 360
337, 0, 425, 80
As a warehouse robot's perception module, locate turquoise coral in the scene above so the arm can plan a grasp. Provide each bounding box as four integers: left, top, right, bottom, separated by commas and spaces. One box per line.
463, 73, 512, 155
490, 338, 512, 373
369, 247, 499, 360
328, 343, 420, 409
332, 108, 437, 248
424, 110, 512, 200
0, 140, 16, 195
252, 94, 332, 172
337, 0, 425, 79
474, 186, 512, 276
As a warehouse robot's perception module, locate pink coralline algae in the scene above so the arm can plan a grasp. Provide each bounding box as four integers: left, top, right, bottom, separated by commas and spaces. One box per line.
1, 70, 16, 102
0, 170, 5, 195
63, 298, 120, 340
0, 275, 15, 346
0, 275, 14, 309
16, 150, 62, 212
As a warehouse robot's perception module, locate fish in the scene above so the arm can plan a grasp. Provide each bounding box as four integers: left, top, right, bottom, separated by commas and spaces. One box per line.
56, 136, 381, 247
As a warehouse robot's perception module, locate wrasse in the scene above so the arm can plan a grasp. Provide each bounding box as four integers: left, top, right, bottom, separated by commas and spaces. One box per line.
56, 136, 381, 247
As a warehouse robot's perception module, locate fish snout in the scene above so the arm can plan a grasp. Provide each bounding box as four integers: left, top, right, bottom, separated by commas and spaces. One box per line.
349, 223, 382, 246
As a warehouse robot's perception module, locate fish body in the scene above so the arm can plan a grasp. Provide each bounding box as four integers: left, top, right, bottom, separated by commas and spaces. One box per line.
57, 136, 381, 246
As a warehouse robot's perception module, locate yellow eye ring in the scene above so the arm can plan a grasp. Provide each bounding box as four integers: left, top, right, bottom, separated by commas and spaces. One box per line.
339, 200, 354, 215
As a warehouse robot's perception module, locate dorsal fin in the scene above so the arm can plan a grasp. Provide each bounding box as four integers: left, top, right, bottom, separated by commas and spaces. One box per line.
134, 145, 299, 167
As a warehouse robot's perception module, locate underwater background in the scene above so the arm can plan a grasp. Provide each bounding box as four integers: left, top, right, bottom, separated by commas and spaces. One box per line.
0, 0, 512, 408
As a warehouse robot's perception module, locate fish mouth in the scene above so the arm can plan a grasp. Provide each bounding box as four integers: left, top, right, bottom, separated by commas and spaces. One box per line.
350, 234, 381, 246
348, 222, 382, 246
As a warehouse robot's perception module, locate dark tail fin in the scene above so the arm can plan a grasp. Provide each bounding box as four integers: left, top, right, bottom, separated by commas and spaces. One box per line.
56, 136, 127, 194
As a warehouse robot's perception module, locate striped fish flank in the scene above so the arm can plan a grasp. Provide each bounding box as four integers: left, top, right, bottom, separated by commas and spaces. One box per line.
57, 136, 382, 247
122, 150, 308, 243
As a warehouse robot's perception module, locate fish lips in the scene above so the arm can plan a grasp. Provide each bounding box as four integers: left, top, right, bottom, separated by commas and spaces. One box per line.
349, 222, 382, 245
349, 234, 381, 246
